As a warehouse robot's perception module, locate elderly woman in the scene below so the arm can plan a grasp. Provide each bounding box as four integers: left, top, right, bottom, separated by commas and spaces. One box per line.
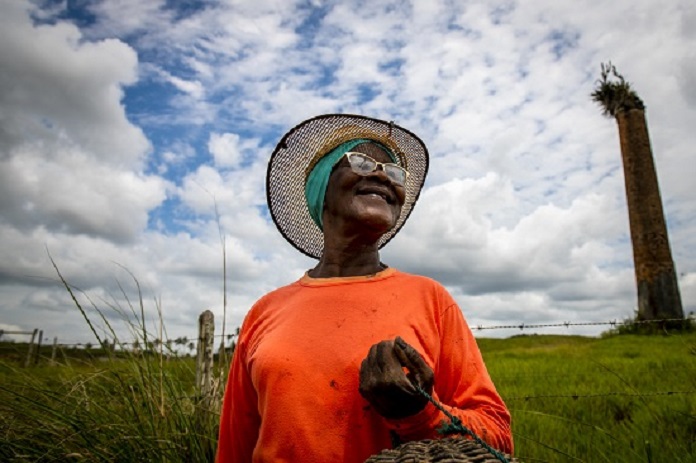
216, 114, 512, 462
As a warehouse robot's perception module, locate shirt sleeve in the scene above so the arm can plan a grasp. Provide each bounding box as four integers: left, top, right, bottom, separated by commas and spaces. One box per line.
215, 333, 260, 463
384, 301, 513, 454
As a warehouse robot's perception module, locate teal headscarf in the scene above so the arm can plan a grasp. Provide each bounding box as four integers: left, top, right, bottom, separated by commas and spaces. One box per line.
304, 139, 397, 229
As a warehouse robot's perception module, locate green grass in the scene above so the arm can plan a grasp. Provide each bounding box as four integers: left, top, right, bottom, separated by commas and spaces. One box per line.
0, 261, 224, 463
0, 353, 221, 462
480, 333, 696, 462
1, 333, 694, 462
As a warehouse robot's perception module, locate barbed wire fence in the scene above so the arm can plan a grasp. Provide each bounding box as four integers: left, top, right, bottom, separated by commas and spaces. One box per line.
504, 389, 696, 401
0, 328, 42, 367
2, 316, 693, 354
471, 317, 692, 332
2, 314, 694, 416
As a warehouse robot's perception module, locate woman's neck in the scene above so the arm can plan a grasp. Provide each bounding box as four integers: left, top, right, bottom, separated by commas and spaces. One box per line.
309, 242, 385, 278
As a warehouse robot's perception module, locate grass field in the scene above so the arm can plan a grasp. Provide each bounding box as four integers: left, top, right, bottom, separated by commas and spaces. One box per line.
480, 332, 696, 462
1, 331, 694, 462
0, 347, 221, 463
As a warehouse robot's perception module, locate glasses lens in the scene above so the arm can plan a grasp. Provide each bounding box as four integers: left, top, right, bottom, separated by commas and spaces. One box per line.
346, 152, 407, 186
384, 165, 407, 186
348, 153, 376, 174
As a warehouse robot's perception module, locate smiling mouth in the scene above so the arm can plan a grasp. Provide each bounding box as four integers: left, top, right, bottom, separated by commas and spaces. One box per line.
357, 189, 393, 204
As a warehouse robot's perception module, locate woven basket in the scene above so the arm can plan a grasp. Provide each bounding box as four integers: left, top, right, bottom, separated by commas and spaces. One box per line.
364, 437, 518, 463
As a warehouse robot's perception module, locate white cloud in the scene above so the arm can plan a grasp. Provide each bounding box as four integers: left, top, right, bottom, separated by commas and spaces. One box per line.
208, 133, 243, 168
84, 0, 172, 39
388, 175, 626, 293
0, 145, 167, 241
0, 1, 148, 165
166, 74, 205, 99
0, 1, 166, 244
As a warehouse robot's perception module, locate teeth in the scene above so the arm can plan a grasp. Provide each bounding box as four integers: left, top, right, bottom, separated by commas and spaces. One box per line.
360, 190, 389, 202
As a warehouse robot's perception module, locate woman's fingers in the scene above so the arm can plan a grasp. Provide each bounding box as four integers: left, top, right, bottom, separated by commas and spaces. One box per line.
358, 338, 431, 419
395, 337, 426, 369
394, 336, 434, 392
374, 340, 394, 373
361, 340, 410, 388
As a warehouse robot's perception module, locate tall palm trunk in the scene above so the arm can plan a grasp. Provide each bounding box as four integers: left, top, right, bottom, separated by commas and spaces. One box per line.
592, 63, 683, 321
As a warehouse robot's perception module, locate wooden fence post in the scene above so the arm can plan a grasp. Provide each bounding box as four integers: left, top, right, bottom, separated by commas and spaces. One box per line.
50, 337, 58, 365
196, 310, 215, 405
34, 330, 43, 365
24, 329, 38, 368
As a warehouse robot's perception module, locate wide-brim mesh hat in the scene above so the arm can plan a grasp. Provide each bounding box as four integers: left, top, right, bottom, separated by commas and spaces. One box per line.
267, 113, 429, 259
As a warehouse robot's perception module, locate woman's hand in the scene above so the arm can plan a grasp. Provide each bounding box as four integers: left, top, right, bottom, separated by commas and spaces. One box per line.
358, 336, 434, 419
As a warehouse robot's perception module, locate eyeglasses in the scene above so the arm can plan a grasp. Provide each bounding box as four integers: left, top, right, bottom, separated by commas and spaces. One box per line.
343, 152, 409, 187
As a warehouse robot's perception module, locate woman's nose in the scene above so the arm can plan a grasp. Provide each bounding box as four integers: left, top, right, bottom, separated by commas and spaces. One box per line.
366, 165, 391, 183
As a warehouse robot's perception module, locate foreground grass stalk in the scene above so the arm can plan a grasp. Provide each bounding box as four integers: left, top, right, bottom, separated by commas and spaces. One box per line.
0, 263, 220, 462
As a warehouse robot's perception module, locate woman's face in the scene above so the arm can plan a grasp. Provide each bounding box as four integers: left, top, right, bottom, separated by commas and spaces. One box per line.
322, 143, 406, 236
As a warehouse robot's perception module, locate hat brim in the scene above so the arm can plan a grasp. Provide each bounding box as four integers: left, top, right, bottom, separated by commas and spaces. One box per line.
266, 114, 429, 259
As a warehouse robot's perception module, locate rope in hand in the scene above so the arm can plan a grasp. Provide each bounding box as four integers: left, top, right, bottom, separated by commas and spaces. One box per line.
413, 384, 510, 463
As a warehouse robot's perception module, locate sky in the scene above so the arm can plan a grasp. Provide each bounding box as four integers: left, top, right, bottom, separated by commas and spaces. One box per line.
0, 0, 694, 347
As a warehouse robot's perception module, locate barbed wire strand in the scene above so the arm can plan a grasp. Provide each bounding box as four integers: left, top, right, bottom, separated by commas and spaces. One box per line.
505, 390, 696, 401
3, 317, 692, 349
473, 318, 689, 331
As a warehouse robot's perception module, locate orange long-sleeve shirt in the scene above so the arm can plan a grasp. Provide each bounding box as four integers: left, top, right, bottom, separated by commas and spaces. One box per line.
216, 268, 512, 462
